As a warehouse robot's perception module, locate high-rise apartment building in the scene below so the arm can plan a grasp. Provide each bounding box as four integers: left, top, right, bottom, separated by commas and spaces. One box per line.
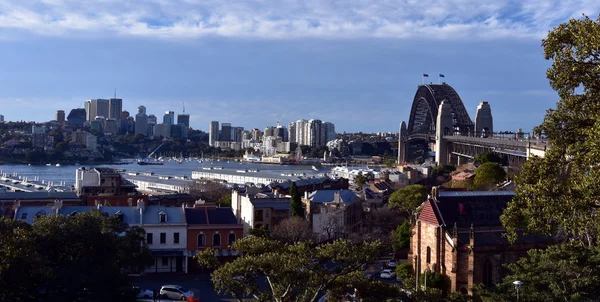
307, 119, 323, 147
209, 121, 219, 146
163, 111, 175, 124
147, 114, 157, 137
296, 119, 308, 145
56, 110, 65, 123
135, 106, 148, 136
323, 122, 336, 143
0, 114, 4, 123
232, 127, 244, 142
177, 114, 190, 128
288, 122, 296, 143
251, 129, 262, 141
108, 98, 122, 119
84, 99, 109, 121
221, 123, 232, 141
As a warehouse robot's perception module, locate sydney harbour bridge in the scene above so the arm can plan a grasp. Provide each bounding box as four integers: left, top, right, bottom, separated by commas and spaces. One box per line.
398, 83, 547, 167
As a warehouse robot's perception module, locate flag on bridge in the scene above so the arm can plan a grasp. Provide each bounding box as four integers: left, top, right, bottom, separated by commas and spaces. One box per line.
423, 74, 429, 77
439, 74, 445, 78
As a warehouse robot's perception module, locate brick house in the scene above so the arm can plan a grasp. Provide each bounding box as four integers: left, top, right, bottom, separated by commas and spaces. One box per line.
410, 189, 551, 294
185, 202, 243, 272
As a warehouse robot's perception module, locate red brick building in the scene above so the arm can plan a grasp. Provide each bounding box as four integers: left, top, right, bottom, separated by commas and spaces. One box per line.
184, 203, 243, 272
410, 189, 551, 294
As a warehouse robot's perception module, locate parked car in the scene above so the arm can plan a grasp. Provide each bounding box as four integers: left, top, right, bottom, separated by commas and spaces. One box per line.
380, 269, 397, 279
159, 285, 192, 301
134, 286, 153, 299
387, 259, 398, 267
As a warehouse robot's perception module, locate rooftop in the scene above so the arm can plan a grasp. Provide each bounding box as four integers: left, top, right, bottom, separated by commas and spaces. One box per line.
185, 207, 239, 225
123, 174, 193, 187
308, 189, 359, 205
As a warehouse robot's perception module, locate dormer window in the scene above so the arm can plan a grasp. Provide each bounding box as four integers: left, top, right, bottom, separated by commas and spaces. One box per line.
115, 211, 124, 222
159, 211, 167, 223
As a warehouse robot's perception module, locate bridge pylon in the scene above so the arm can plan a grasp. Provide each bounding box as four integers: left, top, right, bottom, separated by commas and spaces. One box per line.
435, 100, 453, 166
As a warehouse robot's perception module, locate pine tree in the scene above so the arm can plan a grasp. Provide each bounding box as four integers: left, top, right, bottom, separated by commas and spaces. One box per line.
290, 182, 304, 217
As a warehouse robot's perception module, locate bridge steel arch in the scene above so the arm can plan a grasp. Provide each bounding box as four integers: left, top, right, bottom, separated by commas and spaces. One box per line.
407, 84, 474, 136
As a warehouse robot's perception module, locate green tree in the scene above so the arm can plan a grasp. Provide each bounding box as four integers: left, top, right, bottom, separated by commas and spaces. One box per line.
473, 151, 504, 166
501, 15, 600, 246
391, 220, 411, 252
217, 194, 232, 207
290, 182, 304, 217
354, 172, 367, 190
388, 184, 428, 223
248, 225, 270, 238
477, 244, 600, 302
395, 262, 414, 289
196, 236, 404, 302
384, 159, 396, 168
473, 162, 506, 190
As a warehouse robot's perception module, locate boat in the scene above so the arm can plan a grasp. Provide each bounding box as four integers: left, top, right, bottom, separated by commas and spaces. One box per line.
46, 163, 51, 166
56, 163, 61, 167
137, 143, 166, 166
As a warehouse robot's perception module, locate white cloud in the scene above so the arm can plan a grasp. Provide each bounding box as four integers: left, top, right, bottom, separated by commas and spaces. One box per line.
0, 0, 598, 40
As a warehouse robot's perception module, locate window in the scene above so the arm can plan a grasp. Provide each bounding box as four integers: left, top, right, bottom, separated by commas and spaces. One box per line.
21, 213, 27, 220
483, 259, 493, 287
213, 233, 221, 247
197, 233, 205, 247
161, 256, 168, 266
174, 232, 180, 244
146, 233, 153, 244
228, 233, 236, 245
426, 246, 431, 264
160, 233, 166, 244
159, 211, 166, 223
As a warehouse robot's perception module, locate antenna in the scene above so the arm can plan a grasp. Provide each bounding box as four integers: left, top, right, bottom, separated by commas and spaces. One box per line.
182, 102, 186, 114
114, 88, 116, 98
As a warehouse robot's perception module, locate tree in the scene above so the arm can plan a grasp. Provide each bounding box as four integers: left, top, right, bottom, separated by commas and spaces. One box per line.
189, 180, 229, 203
217, 194, 232, 207
388, 184, 428, 223
395, 262, 415, 289
473, 151, 504, 166
476, 244, 600, 302
391, 220, 411, 252
384, 159, 396, 168
196, 236, 404, 302
473, 162, 506, 190
290, 182, 304, 217
354, 172, 367, 190
271, 216, 312, 243
501, 15, 600, 246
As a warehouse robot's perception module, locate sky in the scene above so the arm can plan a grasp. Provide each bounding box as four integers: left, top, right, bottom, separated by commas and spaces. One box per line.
0, 1, 598, 133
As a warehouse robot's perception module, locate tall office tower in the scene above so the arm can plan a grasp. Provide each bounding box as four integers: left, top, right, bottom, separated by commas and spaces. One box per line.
250, 129, 262, 141
127, 116, 136, 134
322, 122, 336, 144
307, 119, 323, 147
135, 106, 148, 136
232, 127, 244, 142
56, 110, 65, 123
276, 125, 288, 142
163, 111, 175, 124
221, 123, 232, 141
108, 98, 122, 119
263, 126, 276, 137
155, 123, 171, 138
295, 119, 308, 145
0, 115, 4, 123
120, 111, 130, 119
67, 108, 86, 126
104, 118, 117, 135
84, 99, 109, 121
288, 122, 296, 143
177, 114, 190, 128
209, 121, 219, 146
147, 114, 157, 137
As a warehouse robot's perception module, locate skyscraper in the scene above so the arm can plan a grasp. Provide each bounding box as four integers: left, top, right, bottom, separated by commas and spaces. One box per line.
56, 110, 65, 123
307, 119, 322, 147
295, 119, 308, 145
84, 99, 109, 121
322, 122, 336, 144
288, 122, 296, 143
67, 108, 86, 126
135, 106, 148, 136
177, 114, 190, 128
108, 98, 122, 119
163, 111, 175, 124
232, 127, 244, 142
209, 121, 219, 146
221, 123, 232, 141
147, 114, 157, 137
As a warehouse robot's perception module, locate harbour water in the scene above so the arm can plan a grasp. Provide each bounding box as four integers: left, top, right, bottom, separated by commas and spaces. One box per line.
0, 160, 325, 187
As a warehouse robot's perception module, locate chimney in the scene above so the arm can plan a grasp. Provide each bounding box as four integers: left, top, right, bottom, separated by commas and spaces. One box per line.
54, 199, 63, 213
334, 191, 341, 203
127, 198, 133, 207
304, 191, 309, 199
137, 199, 146, 212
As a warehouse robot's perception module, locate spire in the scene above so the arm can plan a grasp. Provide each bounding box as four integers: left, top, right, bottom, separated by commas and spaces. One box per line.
453, 222, 458, 238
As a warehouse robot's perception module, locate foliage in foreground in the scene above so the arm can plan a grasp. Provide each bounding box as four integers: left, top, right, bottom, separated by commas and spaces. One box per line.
196, 236, 406, 302
0, 212, 153, 302
388, 184, 428, 223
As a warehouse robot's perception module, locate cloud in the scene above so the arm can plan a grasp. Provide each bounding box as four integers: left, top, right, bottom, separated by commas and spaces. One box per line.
0, 0, 598, 40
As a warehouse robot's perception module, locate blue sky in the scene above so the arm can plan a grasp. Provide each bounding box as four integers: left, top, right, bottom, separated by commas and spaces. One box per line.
0, 1, 598, 133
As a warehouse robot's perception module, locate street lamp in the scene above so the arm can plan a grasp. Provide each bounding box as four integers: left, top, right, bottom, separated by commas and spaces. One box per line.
513, 280, 523, 302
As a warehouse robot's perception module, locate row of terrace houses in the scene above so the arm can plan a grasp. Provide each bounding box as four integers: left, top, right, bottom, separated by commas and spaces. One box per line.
13, 199, 242, 274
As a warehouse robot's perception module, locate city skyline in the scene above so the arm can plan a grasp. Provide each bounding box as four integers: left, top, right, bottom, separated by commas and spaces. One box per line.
1, 1, 599, 133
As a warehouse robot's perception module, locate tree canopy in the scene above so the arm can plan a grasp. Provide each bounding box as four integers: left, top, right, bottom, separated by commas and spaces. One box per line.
474, 151, 504, 166
270, 216, 312, 244
0, 212, 153, 302
473, 162, 506, 190
290, 182, 304, 217
391, 220, 411, 252
388, 184, 428, 223
196, 236, 405, 302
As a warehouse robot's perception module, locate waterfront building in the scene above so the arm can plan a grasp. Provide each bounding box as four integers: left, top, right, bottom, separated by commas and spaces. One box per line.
209, 121, 219, 147
56, 110, 65, 124
191, 167, 315, 186
163, 111, 175, 124
185, 202, 243, 271
108, 98, 122, 119
123, 172, 192, 195
221, 123, 232, 141
75, 167, 137, 196
135, 106, 148, 136
231, 190, 291, 235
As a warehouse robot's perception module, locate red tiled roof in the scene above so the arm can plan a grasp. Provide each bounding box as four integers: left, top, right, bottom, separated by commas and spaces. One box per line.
418, 199, 441, 226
